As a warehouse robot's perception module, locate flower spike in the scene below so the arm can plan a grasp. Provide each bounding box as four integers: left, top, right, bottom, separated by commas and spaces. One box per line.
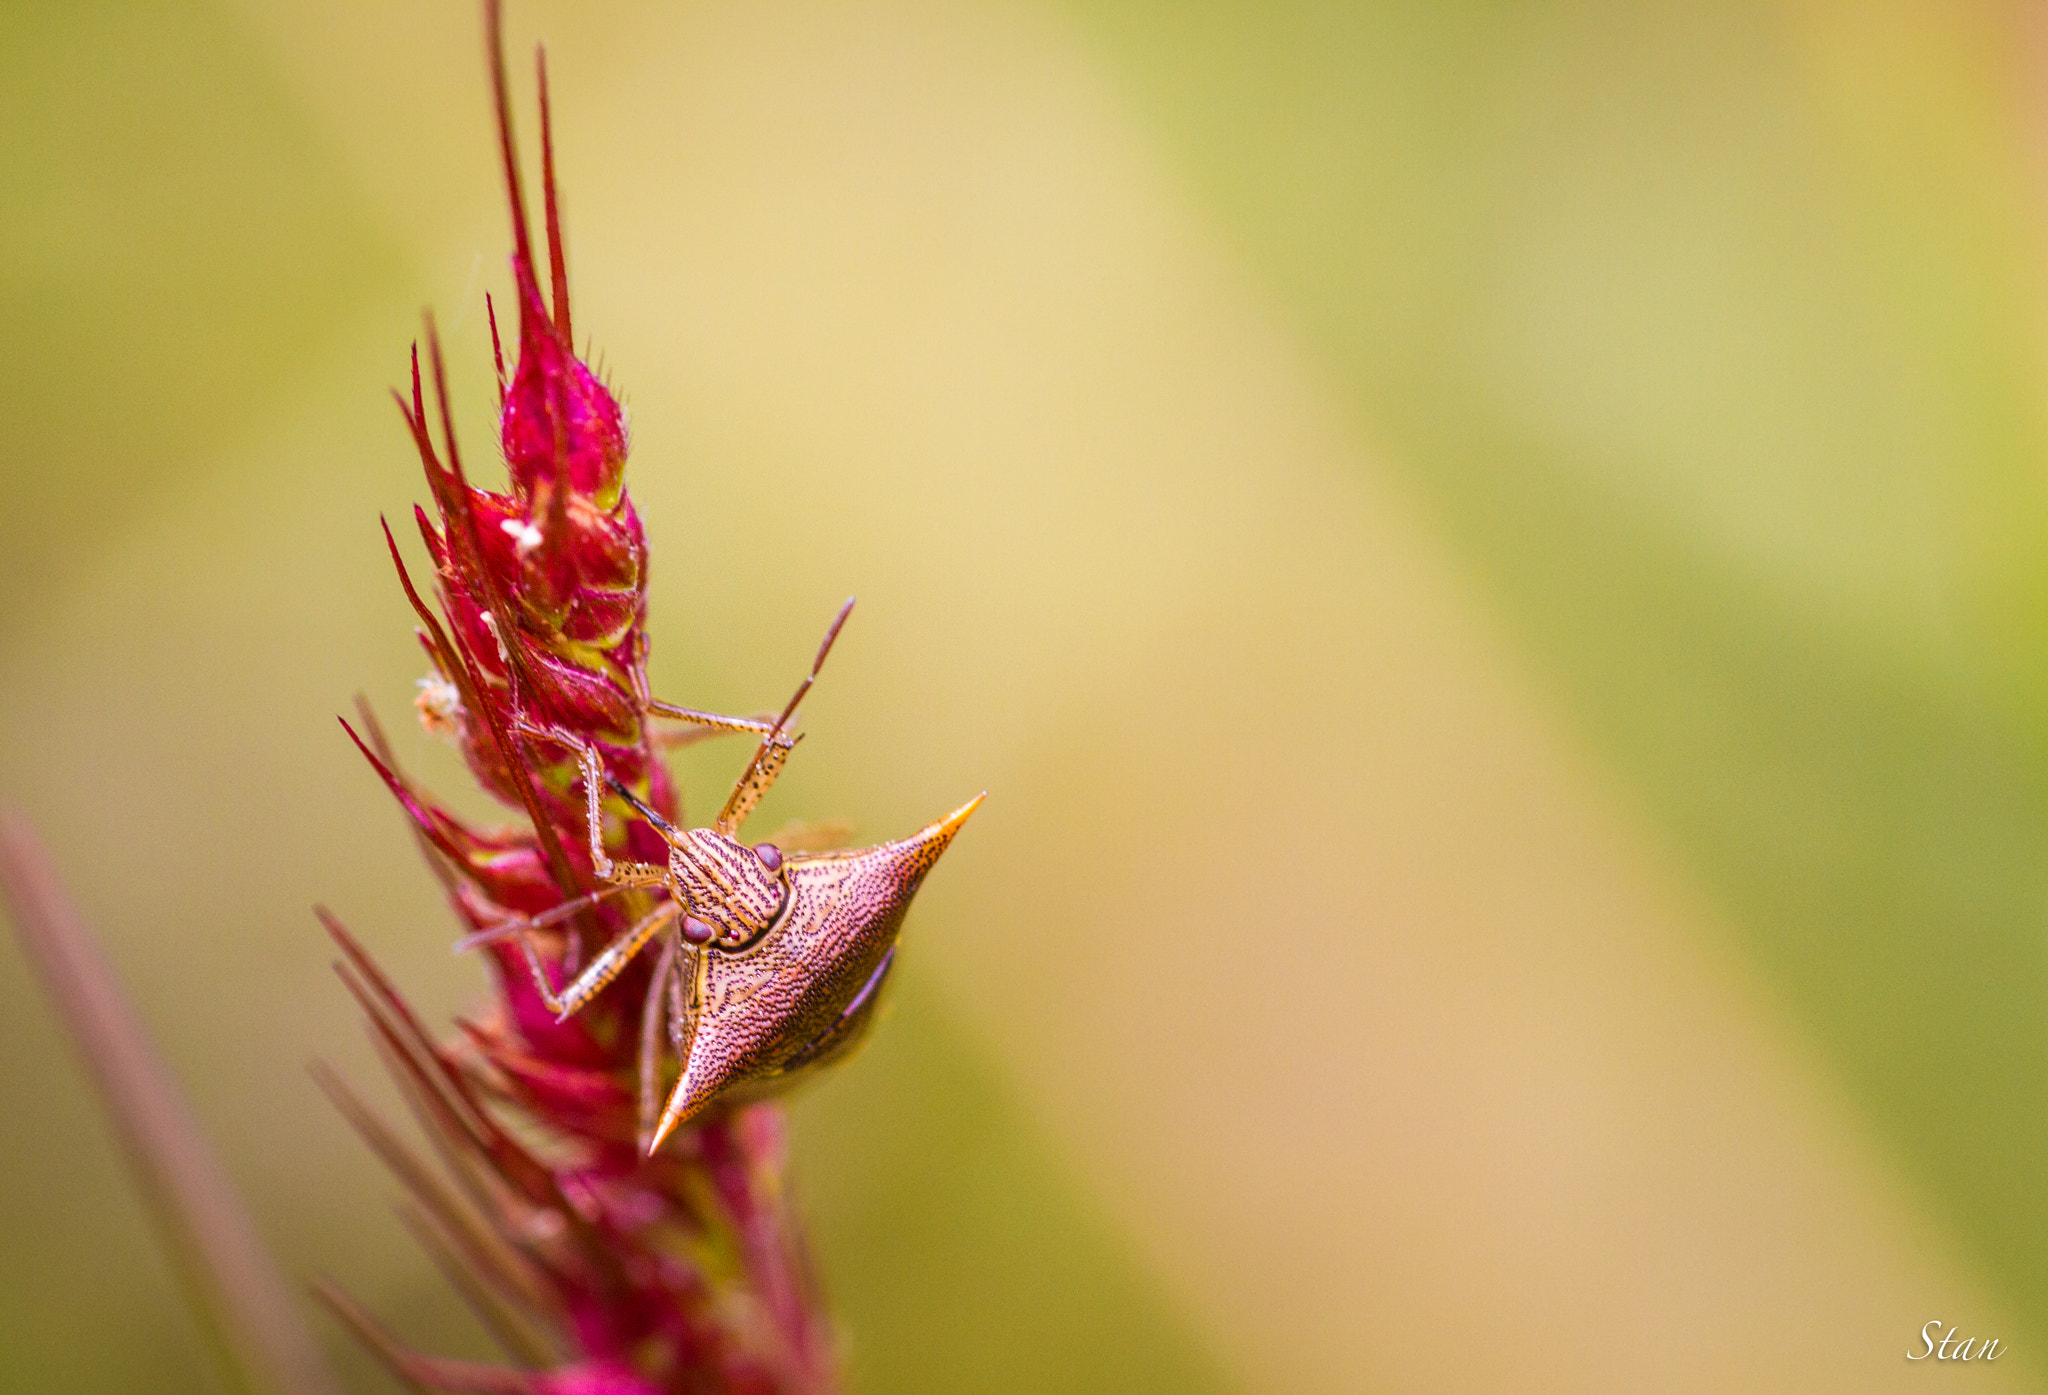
323, 5, 975, 1390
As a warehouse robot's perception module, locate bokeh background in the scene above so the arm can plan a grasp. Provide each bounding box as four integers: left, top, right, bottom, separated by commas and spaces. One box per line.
6, 0, 2048, 1390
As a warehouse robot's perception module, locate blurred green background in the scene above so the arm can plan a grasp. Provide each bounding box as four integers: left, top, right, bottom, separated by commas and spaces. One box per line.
5, 0, 2048, 1389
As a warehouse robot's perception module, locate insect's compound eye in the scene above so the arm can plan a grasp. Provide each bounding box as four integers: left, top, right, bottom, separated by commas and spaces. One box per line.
681, 914, 716, 946
753, 843, 783, 873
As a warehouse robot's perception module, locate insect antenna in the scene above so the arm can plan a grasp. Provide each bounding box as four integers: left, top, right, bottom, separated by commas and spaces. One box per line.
716, 598, 856, 836
777, 596, 856, 736
606, 774, 678, 838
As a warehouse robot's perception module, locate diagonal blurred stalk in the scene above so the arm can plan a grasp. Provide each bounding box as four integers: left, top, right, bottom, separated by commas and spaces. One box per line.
0, 811, 342, 1395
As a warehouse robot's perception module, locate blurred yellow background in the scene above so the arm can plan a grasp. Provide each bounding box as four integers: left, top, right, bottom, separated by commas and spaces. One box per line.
6, 0, 2048, 1390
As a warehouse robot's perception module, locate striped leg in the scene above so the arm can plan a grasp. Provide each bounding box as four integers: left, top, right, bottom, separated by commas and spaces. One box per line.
518, 897, 680, 1021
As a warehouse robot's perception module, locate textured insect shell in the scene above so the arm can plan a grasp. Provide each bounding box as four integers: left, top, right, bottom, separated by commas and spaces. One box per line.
668, 794, 984, 1124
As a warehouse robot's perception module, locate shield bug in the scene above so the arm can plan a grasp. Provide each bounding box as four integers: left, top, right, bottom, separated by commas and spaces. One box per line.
467, 598, 983, 1150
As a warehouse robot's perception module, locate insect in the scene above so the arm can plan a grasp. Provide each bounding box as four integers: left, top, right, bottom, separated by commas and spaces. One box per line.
467, 598, 983, 1152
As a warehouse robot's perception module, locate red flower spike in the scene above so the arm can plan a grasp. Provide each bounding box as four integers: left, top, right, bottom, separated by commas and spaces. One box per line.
501, 263, 628, 505
322, 4, 856, 1392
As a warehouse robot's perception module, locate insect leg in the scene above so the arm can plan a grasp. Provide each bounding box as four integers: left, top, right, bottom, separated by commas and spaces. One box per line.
652, 720, 771, 754
644, 700, 777, 738
629, 642, 779, 741
452, 879, 646, 953
668, 937, 692, 1057
517, 896, 680, 1021
569, 741, 666, 883
636, 930, 680, 1151
714, 597, 855, 837
512, 720, 668, 882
